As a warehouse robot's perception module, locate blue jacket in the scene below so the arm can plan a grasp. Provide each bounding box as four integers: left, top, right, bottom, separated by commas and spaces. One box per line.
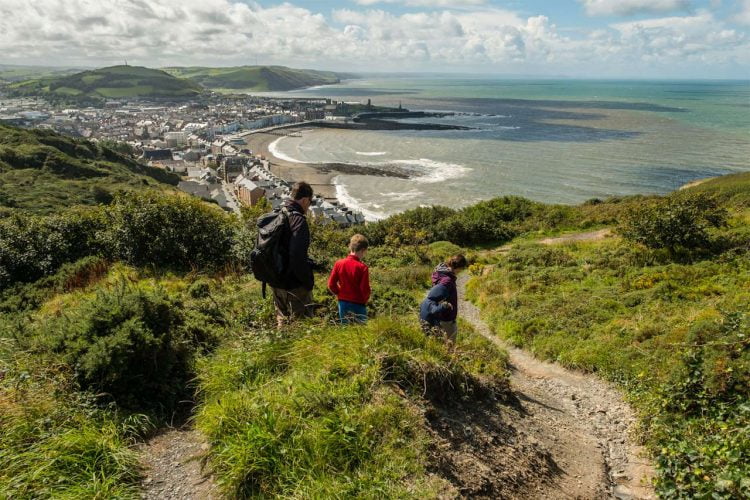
419, 283, 452, 326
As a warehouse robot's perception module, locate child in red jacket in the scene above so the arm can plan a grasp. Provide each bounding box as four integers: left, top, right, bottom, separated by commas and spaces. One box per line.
328, 234, 370, 324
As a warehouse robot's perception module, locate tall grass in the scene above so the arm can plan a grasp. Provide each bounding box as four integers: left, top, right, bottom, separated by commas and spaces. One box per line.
0, 350, 148, 499
195, 317, 508, 498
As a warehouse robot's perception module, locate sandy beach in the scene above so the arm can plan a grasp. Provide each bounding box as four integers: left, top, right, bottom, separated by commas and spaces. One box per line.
242, 127, 415, 201
243, 129, 338, 199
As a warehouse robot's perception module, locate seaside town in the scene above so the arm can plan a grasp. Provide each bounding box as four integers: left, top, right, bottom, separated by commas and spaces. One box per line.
0, 93, 365, 225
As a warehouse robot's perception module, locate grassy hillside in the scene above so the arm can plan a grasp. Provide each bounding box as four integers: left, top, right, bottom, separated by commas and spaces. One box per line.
0, 134, 748, 498
466, 175, 750, 498
6, 65, 203, 101
163, 65, 344, 91
0, 190, 511, 497
0, 124, 178, 215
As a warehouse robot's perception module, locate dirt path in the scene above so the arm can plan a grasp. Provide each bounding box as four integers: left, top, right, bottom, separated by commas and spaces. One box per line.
538, 228, 612, 245
139, 428, 219, 500
458, 273, 655, 499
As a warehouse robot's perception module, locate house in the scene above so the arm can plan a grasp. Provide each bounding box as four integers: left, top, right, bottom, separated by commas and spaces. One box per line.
141, 149, 172, 161
234, 176, 266, 206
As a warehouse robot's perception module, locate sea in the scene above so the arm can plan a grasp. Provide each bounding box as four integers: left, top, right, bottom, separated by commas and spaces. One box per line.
264, 77, 750, 220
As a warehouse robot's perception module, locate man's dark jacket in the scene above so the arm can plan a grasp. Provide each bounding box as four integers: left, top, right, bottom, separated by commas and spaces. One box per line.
280, 199, 314, 291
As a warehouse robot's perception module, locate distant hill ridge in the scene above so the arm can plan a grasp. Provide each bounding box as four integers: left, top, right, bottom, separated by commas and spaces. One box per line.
163, 65, 349, 92
4, 64, 350, 102
7, 65, 202, 101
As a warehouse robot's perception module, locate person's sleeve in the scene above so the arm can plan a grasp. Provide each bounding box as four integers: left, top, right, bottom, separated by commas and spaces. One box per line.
361, 266, 371, 303
427, 299, 448, 316
288, 215, 314, 290
425, 285, 449, 315
328, 262, 340, 296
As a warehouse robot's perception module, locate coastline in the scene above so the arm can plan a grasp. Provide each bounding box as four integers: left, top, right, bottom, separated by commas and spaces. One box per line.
243, 130, 339, 199
678, 177, 715, 190
242, 127, 419, 203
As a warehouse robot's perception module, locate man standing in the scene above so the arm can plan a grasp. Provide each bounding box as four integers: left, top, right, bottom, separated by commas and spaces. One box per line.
272, 181, 315, 327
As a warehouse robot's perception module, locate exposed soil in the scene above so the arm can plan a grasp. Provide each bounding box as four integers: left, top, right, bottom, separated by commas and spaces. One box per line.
538, 228, 613, 245
424, 394, 564, 499
138, 427, 219, 500
456, 273, 656, 499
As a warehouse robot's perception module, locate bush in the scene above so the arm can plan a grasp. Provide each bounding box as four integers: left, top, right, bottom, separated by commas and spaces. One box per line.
425, 241, 462, 264
0, 208, 105, 289
102, 192, 237, 270
619, 193, 727, 253
29, 282, 217, 412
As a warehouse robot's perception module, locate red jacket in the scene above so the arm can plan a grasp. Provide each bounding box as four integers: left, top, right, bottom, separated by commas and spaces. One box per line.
328, 254, 371, 305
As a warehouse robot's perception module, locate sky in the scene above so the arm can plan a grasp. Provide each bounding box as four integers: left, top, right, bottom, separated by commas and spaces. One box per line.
1, 0, 749, 78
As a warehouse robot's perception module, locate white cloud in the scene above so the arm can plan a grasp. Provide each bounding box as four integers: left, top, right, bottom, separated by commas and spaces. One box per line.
610, 11, 746, 64
580, 0, 691, 17
353, 0, 487, 6
735, 0, 750, 25
0, 0, 746, 77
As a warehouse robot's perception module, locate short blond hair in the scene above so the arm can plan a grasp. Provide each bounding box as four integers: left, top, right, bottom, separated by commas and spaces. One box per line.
349, 234, 369, 253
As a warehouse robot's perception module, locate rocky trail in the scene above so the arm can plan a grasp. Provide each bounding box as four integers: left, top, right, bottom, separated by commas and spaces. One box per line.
139, 427, 219, 499
457, 271, 655, 499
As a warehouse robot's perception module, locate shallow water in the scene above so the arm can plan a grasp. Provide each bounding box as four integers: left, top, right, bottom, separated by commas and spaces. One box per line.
266, 78, 750, 219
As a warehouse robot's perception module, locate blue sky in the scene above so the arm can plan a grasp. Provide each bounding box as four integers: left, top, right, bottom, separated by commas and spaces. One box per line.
1, 0, 749, 78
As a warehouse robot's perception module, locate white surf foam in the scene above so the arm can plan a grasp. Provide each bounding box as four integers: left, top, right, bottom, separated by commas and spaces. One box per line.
379, 189, 425, 201
268, 137, 303, 163
333, 176, 387, 221
355, 151, 388, 156
391, 158, 472, 184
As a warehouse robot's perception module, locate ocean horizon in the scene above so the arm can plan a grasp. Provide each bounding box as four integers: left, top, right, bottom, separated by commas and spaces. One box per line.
263, 77, 750, 219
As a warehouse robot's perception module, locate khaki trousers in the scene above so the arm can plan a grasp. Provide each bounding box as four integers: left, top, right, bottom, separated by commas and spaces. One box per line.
272, 286, 313, 325
421, 320, 458, 344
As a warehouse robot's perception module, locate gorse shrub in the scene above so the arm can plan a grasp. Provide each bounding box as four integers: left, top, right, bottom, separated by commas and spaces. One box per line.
619, 192, 727, 253
29, 282, 218, 412
0, 192, 243, 290
103, 192, 236, 270
0, 208, 106, 289
363, 196, 553, 248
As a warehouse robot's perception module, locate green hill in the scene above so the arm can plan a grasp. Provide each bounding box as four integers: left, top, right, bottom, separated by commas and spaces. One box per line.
6, 65, 203, 101
163, 65, 345, 91
0, 124, 178, 214
0, 142, 748, 498
0, 64, 83, 84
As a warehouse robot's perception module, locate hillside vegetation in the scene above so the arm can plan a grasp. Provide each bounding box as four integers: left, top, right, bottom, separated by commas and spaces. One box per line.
467, 175, 750, 498
4, 64, 347, 104
5, 65, 203, 103
0, 125, 748, 498
0, 124, 178, 215
0, 64, 82, 84
163, 65, 344, 92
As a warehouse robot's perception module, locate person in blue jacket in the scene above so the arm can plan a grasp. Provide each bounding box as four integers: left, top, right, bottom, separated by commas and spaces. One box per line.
419, 254, 468, 343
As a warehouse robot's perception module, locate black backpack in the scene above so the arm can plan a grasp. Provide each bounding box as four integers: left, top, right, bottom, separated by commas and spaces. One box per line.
250, 208, 290, 297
